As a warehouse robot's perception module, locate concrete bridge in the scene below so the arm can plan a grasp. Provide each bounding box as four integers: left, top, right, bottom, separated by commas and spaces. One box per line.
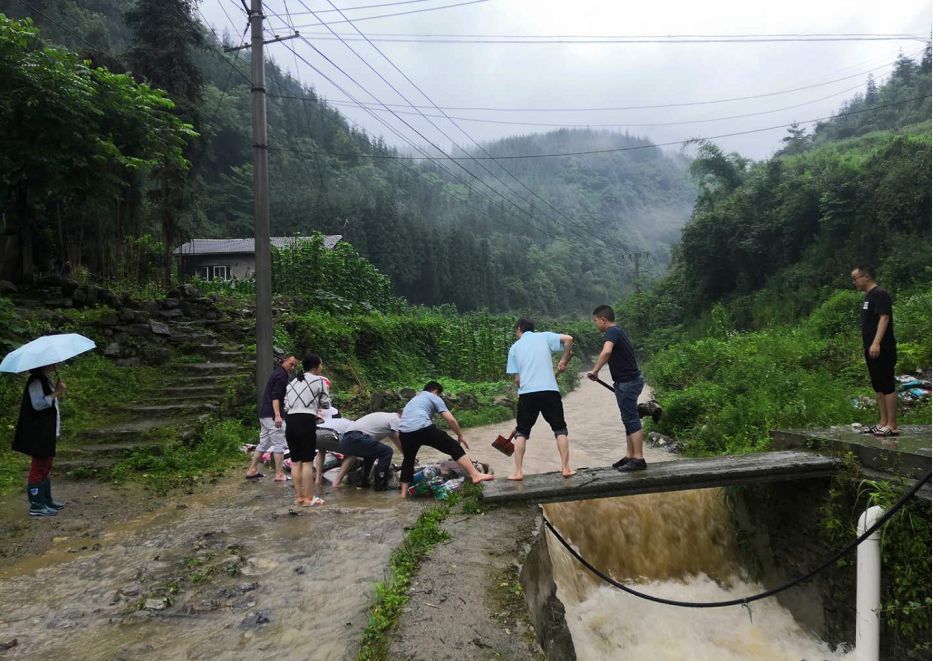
481, 450, 839, 505
481, 425, 932, 505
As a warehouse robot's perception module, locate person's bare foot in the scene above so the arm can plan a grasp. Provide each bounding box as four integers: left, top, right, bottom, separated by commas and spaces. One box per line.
507, 473, 524, 481
471, 473, 495, 484
561, 468, 577, 478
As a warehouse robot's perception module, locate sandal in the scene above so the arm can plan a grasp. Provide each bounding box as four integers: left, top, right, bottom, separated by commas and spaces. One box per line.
309, 496, 325, 507
873, 426, 901, 438
861, 425, 879, 435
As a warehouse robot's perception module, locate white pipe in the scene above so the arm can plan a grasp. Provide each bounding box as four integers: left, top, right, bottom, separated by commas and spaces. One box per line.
855, 505, 885, 661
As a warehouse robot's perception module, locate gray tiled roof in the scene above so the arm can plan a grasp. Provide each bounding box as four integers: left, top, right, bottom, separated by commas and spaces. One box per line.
174, 235, 342, 255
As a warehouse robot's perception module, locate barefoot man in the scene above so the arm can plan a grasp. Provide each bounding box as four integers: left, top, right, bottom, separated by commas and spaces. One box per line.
398, 381, 495, 497
505, 318, 575, 480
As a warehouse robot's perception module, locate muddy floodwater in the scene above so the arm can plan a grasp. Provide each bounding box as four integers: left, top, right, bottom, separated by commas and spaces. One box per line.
0, 376, 847, 659
0, 475, 423, 660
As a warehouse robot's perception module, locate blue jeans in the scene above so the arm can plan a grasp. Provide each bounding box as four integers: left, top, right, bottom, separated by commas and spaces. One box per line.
340, 430, 394, 477
614, 375, 645, 434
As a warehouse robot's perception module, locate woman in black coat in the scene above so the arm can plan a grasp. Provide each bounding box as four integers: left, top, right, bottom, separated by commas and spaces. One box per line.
12, 364, 65, 517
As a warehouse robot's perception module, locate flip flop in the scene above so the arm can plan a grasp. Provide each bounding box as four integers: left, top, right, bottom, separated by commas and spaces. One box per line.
245, 473, 265, 479
309, 496, 325, 507
273, 475, 292, 482
874, 426, 901, 438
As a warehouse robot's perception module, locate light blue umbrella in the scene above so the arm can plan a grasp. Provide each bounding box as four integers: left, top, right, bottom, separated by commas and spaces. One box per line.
0, 333, 96, 373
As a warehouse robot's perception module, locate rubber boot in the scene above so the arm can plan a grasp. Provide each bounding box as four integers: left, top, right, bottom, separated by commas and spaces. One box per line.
27, 484, 57, 517
41, 479, 64, 510
358, 458, 375, 489
373, 469, 389, 492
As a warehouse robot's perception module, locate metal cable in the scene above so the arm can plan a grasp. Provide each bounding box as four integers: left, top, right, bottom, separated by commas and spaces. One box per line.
543, 469, 931, 608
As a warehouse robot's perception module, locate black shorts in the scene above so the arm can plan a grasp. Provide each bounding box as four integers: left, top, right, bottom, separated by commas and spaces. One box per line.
399, 425, 465, 483
285, 413, 318, 462
864, 349, 897, 395
515, 390, 568, 439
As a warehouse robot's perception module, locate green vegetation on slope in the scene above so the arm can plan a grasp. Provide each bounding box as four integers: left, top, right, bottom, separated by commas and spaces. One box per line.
0, 6, 694, 313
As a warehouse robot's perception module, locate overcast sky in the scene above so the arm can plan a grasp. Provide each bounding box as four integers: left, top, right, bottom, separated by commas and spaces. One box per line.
200, 0, 931, 160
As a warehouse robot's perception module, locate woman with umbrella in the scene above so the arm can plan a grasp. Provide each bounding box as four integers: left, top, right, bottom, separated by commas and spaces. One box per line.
2, 333, 95, 517
13, 364, 66, 516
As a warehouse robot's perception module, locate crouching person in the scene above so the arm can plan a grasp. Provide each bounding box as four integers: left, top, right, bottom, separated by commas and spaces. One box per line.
398, 381, 494, 498
338, 411, 402, 491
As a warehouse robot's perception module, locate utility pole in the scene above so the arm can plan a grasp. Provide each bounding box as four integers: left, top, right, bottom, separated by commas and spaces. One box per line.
250, 0, 273, 412
629, 251, 649, 294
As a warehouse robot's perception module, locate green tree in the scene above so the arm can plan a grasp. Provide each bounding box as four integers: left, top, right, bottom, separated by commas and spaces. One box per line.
0, 15, 194, 280
125, 0, 205, 287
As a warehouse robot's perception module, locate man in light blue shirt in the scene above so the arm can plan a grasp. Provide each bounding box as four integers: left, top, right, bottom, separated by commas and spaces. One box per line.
397, 381, 494, 497
505, 318, 575, 480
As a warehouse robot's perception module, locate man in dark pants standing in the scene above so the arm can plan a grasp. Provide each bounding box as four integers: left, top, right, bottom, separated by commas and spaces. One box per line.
245, 354, 298, 480
505, 318, 576, 480
851, 264, 899, 438
588, 305, 647, 471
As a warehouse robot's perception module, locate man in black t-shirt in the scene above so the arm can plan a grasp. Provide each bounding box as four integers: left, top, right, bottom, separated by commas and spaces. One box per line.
851, 263, 899, 437
587, 305, 647, 471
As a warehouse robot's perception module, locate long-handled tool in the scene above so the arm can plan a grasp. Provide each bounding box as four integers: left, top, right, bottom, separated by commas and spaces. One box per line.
592, 375, 663, 423
593, 376, 615, 392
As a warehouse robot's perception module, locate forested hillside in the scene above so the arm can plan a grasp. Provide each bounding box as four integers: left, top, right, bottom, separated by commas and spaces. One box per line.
618, 50, 931, 453
0, 1, 695, 313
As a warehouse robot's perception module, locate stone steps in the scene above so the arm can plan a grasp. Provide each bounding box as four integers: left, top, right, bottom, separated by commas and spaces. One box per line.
57, 439, 167, 459
77, 415, 206, 441
131, 402, 218, 414
152, 385, 230, 397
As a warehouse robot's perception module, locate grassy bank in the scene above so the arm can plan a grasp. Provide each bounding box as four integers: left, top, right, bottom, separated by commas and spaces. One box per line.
644, 287, 931, 455
356, 482, 484, 661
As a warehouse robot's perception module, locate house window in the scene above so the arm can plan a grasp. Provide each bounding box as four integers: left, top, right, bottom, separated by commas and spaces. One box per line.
213, 265, 229, 280
197, 266, 210, 280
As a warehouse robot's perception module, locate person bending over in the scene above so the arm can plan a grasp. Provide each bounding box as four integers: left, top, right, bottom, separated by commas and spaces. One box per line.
398, 381, 494, 497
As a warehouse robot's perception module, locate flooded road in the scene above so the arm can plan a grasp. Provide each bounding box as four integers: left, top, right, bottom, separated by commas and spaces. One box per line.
0, 375, 642, 660
0, 376, 847, 659
0, 477, 422, 660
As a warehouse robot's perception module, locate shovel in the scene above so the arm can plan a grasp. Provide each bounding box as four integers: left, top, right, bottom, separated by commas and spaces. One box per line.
492, 430, 516, 456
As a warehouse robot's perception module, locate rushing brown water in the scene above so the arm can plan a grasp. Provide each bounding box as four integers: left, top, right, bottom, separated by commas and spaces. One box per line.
544, 491, 852, 660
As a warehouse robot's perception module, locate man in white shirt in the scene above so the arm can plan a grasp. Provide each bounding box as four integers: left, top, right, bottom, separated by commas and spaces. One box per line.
338, 411, 403, 491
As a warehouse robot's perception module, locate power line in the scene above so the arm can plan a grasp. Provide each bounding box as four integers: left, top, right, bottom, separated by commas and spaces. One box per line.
299, 50, 925, 113
293, 0, 598, 241
281, 26, 930, 42
12, 0, 98, 51
267, 95, 933, 161
284, 0, 464, 16
268, 34, 554, 232
266, 0, 491, 29
272, 80, 872, 130
268, 7, 576, 236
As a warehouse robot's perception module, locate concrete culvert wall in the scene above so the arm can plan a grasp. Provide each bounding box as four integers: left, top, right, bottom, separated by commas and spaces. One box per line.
519, 512, 577, 661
